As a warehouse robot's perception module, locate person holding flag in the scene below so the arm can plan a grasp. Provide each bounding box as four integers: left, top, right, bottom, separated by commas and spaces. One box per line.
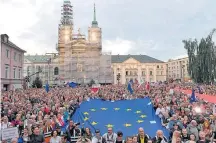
190, 89, 197, 103
127, 79, 134, 95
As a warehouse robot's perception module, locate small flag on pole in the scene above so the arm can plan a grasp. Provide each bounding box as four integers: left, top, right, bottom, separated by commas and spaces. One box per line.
45, 83, 49, 93
127, 82, 133, 94
190, 89, 197, 103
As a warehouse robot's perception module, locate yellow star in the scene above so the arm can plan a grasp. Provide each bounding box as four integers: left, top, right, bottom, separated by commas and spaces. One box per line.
124, 123, 132, 127
105, 124, 114, 128
91, 121, 98, 125
90, 109, 96, 112
126, 108, 132, 111
135, 110, 142, 114
101, 108, 108, 111
84, 112, 89, 115
114, 108, 120, 111
140, 115, 147, 118
84, 117, 89, 121
137, 120, 144, 123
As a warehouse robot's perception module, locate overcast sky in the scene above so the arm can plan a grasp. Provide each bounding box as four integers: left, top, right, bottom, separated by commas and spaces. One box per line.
0, 0, 216, 61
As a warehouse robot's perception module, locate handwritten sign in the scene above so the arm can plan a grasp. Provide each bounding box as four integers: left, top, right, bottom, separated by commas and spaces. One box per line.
1, 127, 19, 140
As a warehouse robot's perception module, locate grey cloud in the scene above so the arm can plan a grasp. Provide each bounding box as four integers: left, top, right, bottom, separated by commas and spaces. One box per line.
2, 0, 216, 61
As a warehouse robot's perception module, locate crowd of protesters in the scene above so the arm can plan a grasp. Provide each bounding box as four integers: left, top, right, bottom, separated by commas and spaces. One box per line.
1, 82, 216, 143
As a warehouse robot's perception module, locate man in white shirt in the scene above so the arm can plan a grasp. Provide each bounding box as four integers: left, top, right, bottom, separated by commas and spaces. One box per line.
102, 128, 117, 143
155, 104, 165, 118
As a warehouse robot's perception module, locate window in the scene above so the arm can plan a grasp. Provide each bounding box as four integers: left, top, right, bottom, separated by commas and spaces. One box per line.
126, 71, 128, 76
36, 66, 41, 72
14, 52, 17, 61
18, 69, 21, 79
130, 71, 132, 76
142, 71, 145, 76
45, 72, 48, 77
161, 71, 163, 75
5, 66, 9, 78
6, 49, 9, 58
150, 71, 153, 75
13, 67, 16, 79
19, 54, 22, 62
54, 67, 59, 75
157, 65, 159, 68
134, 71, 137, 76
77, 64, 82, 72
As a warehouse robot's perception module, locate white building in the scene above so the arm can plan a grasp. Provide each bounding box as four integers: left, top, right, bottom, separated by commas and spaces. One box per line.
24, 54, 61, 87
166, 57, 190, 81
112, 55, 167, 84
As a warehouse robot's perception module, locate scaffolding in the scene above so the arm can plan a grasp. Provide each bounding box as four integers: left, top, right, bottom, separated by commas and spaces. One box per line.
62, 42, 113, 84
56, 0, 113, 84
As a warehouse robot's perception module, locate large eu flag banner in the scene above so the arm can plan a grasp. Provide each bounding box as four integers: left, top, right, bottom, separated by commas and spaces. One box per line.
72, 98, 169, 138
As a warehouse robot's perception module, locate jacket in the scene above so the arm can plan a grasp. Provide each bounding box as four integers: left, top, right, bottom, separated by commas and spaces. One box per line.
137, 134, 150, 143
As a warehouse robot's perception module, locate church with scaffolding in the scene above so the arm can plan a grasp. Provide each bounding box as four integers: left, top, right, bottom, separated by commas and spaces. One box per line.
57, 0, 112, 84
24, 0, 168, 86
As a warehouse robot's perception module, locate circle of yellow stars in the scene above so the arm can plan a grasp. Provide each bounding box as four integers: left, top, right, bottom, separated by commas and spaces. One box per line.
82, 108, 147, 128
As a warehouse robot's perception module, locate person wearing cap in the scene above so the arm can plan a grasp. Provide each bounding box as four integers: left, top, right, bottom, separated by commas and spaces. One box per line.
116, 131, 125, 143
92, 129, 106, 143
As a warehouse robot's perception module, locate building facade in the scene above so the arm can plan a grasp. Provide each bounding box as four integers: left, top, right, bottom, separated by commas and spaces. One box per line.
23, 1, 167, 85
166, 57, 190, 81
0, 34, 26, 91
24, 54, 166, 85
112, 55, 167, 84
24, 54, 61, 86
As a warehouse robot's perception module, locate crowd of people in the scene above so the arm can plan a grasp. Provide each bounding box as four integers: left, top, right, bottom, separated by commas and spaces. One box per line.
1, 82, 216, 143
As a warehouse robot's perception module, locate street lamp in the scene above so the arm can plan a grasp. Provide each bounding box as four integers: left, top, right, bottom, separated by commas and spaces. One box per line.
182, 65, 185, 82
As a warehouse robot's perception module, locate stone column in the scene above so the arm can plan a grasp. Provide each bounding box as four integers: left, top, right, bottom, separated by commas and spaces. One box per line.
121, 65, 126, 84
146, 66, 149, 82
154, 65, 157, 82
138, 65, 141, 81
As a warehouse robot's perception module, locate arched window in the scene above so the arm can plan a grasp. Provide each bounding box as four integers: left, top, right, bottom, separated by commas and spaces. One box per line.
54, 67, 59, 75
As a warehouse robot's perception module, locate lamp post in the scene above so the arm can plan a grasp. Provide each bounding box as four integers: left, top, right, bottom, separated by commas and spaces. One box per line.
47, 58, 51, 84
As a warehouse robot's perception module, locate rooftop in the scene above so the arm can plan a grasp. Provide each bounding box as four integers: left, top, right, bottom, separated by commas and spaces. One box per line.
1, 34, 26, 53
25, 55, 52, 63
111, 55, 164, 63
24, 54, 164, 64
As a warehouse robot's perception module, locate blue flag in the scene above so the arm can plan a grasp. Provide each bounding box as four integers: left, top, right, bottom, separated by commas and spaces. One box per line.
197, 86, 202, 94
127, 82, 133, 94
45, 83, 49, 93
190, 89, 196, 103
72, 98, 169, 138
68, 82, 77, 88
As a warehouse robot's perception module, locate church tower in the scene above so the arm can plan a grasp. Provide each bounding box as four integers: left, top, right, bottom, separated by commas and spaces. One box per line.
88, 4, 102, 48
58, 0, 73, 64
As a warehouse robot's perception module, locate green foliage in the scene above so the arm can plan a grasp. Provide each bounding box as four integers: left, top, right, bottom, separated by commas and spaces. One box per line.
183, 29, 216, 83
89, 79, 95, 86
32, 77, 43, 88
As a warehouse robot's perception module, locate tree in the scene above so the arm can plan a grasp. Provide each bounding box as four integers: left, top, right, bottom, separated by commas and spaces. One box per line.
183, 29, 216, 83
89, 79, 95, 86
32, 77, 43, 88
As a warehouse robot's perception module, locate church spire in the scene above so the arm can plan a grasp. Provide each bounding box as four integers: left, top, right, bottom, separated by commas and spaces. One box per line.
93, 3, 96, 21
92, 3, 98, 27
